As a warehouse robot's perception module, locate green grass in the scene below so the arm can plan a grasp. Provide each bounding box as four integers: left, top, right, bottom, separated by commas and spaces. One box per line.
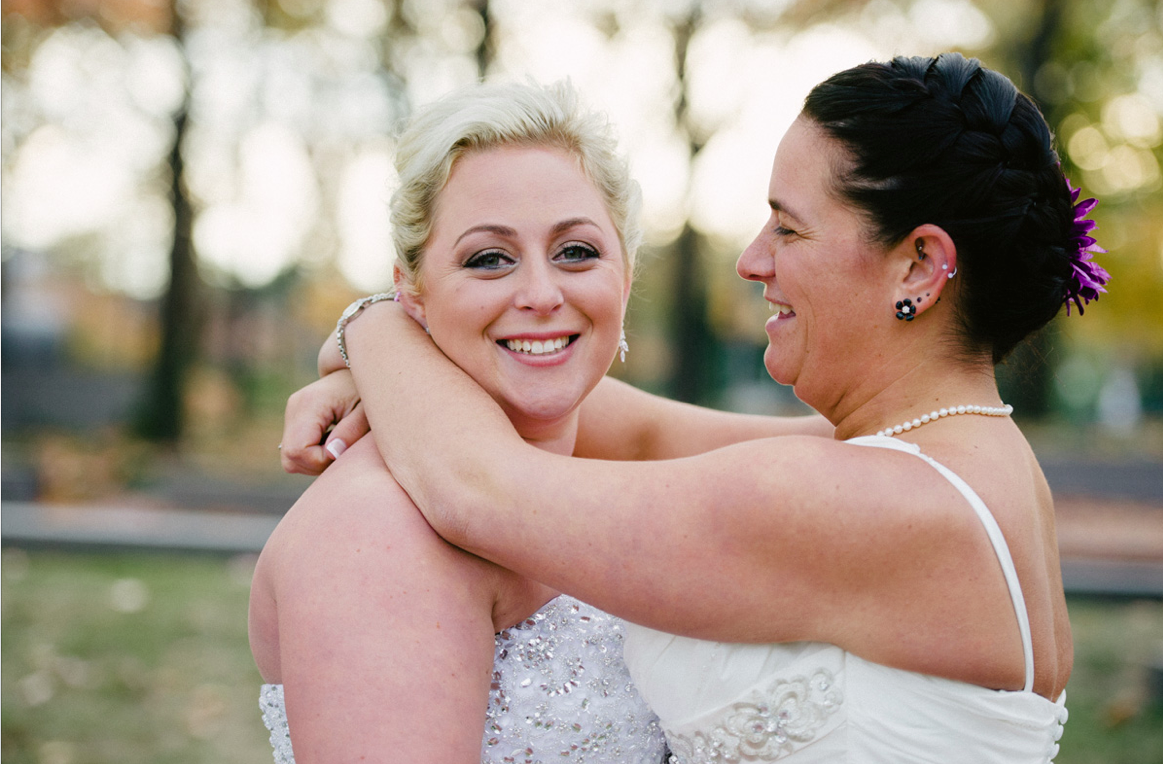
2, 549, 269, 764
1057, 598, 1163, 763
3, 549, 1162, 763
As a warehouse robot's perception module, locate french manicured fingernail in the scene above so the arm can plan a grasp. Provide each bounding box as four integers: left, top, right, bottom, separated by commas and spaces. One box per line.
326, 439, 347, 459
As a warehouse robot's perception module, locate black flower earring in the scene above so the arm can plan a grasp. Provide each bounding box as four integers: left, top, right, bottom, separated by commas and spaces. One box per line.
895, 298, 917, 321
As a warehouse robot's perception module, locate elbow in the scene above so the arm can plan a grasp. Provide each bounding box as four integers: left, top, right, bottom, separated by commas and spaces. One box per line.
392, 461, 490, 549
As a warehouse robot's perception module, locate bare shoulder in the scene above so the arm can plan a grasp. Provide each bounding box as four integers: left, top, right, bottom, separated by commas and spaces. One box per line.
250, 437, 553, 681
253, 437, 546, 758
262, 437, 516, 600
250, 437, 450, 679
917, 425, 1072, 696
625, 435, 984, 637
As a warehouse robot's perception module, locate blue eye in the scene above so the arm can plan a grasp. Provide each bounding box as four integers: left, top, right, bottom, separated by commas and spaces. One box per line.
465, 250, 515, 270
556, 243, 600, 262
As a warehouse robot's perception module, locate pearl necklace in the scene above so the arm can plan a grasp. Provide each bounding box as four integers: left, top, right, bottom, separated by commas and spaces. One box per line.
876, 403, 1013, 438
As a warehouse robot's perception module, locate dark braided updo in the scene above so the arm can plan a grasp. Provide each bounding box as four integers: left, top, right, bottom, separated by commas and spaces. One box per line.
802, 53, 1078, 363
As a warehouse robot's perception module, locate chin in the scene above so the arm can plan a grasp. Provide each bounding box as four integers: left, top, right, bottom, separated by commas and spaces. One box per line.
500, 389, 586, 425
512, 400, 582, 423
763, 348, 794, 387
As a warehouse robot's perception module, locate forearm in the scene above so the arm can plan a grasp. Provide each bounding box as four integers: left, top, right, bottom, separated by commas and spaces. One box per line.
344, 302, 518, 540
574, 377, 834, 460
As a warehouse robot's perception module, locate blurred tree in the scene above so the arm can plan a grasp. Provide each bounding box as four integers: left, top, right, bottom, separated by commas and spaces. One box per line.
668, 5, 714, 404
976, 0, 1163, 417
3, 0, 1159, 446
136, 0, 200, 442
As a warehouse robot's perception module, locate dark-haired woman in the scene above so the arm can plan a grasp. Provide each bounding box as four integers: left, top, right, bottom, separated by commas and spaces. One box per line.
295, 53, 1107, 762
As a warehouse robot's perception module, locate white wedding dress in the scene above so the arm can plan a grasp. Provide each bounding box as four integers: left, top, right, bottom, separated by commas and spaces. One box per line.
260, 595, 667, 763
623, 436, 1068, 763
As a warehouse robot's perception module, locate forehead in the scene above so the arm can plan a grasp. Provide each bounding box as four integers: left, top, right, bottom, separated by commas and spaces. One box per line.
769, 118, 848, 212
436, 144, 607, 219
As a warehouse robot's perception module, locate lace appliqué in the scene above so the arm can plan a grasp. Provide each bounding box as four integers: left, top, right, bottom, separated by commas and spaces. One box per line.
666, 669, 842, 763
484, 596, 666, 763
259, 683, 294, 764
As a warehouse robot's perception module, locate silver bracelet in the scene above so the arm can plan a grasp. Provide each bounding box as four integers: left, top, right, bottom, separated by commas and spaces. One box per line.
336, 292, 396, 368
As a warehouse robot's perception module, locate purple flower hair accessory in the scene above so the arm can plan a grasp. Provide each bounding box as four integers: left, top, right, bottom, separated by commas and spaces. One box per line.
1063, 178, 1110, 316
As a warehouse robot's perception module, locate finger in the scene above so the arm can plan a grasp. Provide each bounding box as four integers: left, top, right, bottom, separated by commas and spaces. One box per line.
281, 388, 339, 475
282, 443, 332, 476
323, 403, 371, 460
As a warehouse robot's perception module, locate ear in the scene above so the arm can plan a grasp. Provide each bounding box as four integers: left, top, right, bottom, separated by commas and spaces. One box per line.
393, 265, 428, 330
892, 224, 956, 319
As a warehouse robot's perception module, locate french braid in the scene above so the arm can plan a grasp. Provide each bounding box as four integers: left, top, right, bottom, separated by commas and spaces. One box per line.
803, 53, 1077, 362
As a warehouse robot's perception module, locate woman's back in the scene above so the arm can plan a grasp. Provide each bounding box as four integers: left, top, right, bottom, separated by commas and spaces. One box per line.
621, 436, 1068, 763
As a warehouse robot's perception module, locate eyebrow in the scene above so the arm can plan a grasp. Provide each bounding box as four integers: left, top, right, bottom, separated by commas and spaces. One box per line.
455, 224, 517, 247
551, 217, 601, 236
768, 197, 804, 224
454, 217, 602, 247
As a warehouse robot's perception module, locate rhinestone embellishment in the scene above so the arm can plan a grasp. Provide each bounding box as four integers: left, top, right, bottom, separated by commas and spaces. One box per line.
484, 596, 666, 763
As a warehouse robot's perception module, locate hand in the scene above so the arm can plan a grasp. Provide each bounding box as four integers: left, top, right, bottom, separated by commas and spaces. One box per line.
281, 370, 370, 475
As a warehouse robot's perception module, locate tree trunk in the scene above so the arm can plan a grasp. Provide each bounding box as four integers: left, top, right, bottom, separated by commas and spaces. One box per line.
136, 9, 201, 442
666, 8, 712, 404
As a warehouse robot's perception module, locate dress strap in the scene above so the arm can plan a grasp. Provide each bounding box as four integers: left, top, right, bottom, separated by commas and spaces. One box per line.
847, 436, 1035, 692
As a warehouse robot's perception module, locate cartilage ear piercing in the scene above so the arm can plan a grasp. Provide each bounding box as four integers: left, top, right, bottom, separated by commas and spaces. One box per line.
915, 241, 925, 258
895, 298, 917, 321
946, 266, 958, 279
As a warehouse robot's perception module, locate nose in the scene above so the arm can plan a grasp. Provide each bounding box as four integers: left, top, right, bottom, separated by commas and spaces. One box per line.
516, 258, 565, 314
737, 230, 775, 283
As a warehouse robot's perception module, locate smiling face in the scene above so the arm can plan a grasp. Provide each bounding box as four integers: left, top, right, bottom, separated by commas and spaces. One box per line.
736, 117, 895, 411
405, 144, 630, 439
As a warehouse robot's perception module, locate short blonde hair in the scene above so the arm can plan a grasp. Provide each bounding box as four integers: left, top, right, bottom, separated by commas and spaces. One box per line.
391, 81, 642, 293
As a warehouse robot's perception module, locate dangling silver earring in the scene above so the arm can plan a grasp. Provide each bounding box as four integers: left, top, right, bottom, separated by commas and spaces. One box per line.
618, 329, 629, 363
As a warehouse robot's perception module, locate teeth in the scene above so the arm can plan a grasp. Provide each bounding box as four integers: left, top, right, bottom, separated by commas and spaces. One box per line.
771, 303, 793, 315
506, 336, 571, 355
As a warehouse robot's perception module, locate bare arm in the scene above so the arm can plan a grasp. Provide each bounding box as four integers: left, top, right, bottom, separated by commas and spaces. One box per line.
300, 329, 830, 468
251, 439, 500, 762
574, 376, 833, 460
343, 304, 997, 657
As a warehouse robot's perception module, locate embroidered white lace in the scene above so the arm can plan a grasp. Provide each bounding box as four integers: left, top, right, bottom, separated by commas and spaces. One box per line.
664, 669, 842, 763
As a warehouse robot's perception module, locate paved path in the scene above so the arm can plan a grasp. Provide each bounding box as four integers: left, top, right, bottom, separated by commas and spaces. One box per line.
1, 501, 278, 556
4, 494, 1163, 596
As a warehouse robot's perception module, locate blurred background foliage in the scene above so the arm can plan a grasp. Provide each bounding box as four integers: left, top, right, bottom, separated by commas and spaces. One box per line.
2, 0, 1162, 485
3, 3, 1163, 762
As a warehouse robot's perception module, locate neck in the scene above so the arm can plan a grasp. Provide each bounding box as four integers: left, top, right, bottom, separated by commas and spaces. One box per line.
828, 354, 1002, 441
511, 412, 580, 456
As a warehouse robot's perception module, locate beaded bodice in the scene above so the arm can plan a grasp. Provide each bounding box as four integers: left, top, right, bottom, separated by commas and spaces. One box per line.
259, 595, 666, 764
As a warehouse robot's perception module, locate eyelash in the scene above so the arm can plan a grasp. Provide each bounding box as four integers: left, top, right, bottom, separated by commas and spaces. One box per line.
556, 242, 600, 262
464, 250, 515, 270
773, 225, 797, 238
464, 242, 601, 270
